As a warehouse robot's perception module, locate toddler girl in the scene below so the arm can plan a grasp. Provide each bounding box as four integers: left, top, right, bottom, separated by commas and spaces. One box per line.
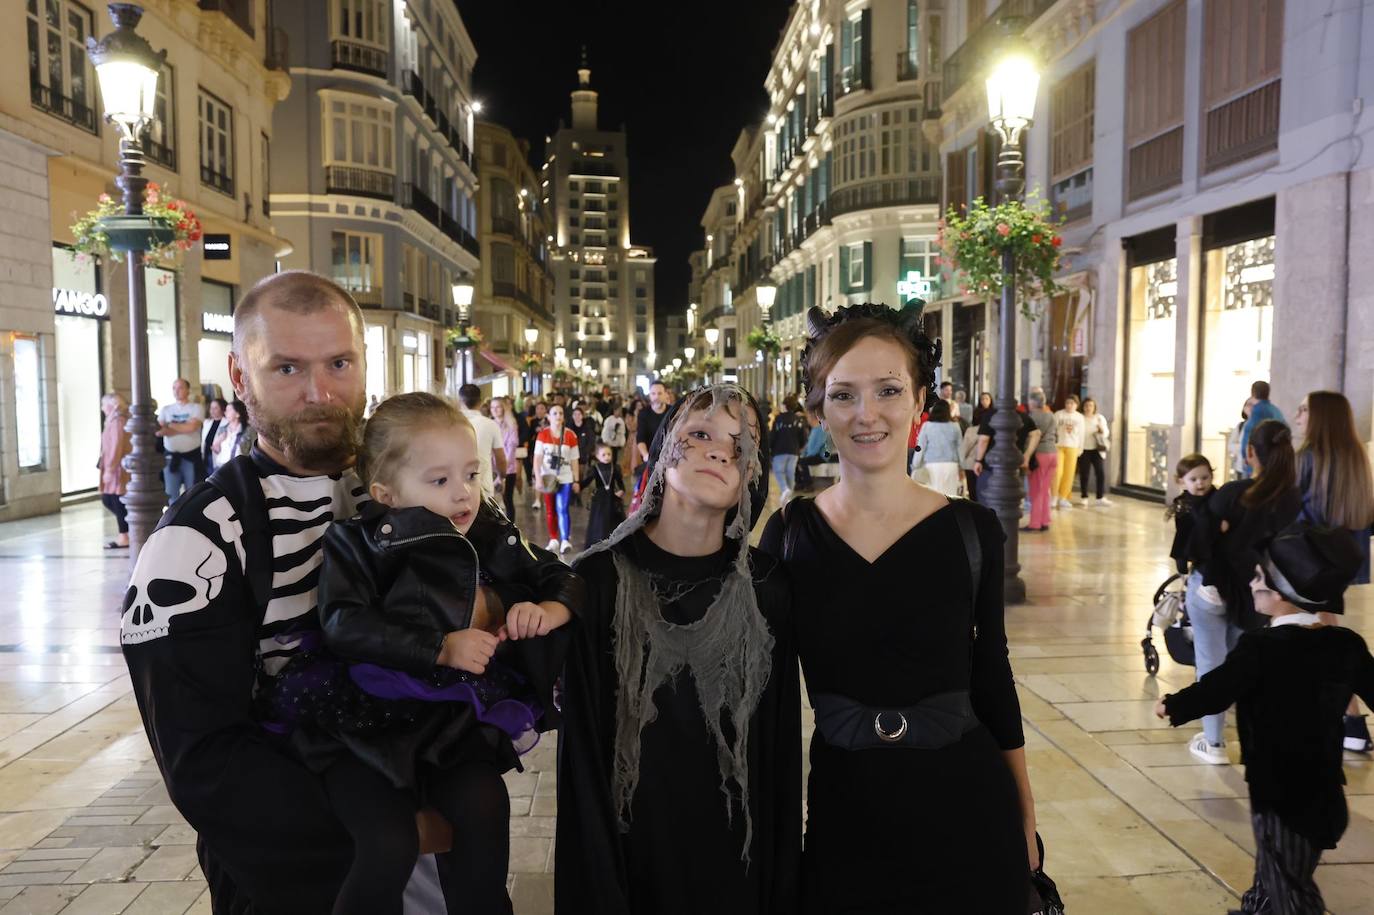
266, 392, 583, 915
1167, 454, 1215, 574
580, 442, 625, 545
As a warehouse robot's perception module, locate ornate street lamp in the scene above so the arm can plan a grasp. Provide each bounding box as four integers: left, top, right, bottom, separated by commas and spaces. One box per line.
704, 327, 720, 384
683, 345, 695, 363
87, 3, 167, 563
451, 275, 475, 385
983, 18, 1040, 604
523, 319, 539, 394
756, 281, 777, 323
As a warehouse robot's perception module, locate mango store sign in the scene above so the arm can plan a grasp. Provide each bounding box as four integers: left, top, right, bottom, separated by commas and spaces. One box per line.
53, 287, 109, 319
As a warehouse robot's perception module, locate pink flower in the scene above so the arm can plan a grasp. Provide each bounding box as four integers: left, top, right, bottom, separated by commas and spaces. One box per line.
996, 223, 1011, 237
98, 193, 111, 204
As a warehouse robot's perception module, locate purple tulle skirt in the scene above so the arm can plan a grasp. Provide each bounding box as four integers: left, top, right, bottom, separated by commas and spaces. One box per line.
261, 649, 542, 757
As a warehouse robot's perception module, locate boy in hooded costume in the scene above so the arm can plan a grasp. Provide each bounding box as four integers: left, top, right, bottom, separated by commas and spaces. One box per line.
555, 383, 802, 915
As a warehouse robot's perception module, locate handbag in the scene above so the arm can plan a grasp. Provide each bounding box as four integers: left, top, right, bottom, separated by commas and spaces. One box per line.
536, 438, 565, 494
1028, 833, 1066, 915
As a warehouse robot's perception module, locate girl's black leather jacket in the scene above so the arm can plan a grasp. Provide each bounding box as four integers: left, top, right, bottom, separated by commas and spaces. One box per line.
317, 499, 585, 675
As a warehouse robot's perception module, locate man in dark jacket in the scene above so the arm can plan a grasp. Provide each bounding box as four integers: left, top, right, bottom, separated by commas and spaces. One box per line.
122, 271, 410, 912
1158, 526, 1372, 915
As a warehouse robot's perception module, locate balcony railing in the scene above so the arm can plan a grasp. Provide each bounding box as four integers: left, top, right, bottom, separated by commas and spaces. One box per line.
265, 26, 289, 71
1204, 80, 1281, 174
144, 137, 177, 171
1127, 127, 1184, 202
942, 0, 1057, 103
569, 159, 619, 178
491, 215, 518, 237
325, 165, 394, 200
331, 39, 387, 77
201, 165, 235, 197
403, 70, 429, 109
1050, 167, 1093, 223
199, 0, 254, 37
839, 64, 870, 96
897, 49, 919, 82
829, 177, 941, 218
352, 288, 385, 309
402, 182, 441, 225
30, 82, 98, 134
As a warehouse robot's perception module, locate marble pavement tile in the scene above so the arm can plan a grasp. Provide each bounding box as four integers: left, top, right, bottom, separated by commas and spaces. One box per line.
1315, 861, 1374, 913
129, 846, 200, 883
63, 846, 150, 884
47, 883, 144, 915
0, 885, 85, 914
1144, 764, 1248, 801
1057, 699, 1176, 733
1053, 872, 1237, 914
120, 881, 205, 915
0, 812, 76, 852
507, 873, 553, 915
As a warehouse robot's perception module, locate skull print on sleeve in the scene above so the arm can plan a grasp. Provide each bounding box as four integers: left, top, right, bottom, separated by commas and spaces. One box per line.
120, 475, 354, 912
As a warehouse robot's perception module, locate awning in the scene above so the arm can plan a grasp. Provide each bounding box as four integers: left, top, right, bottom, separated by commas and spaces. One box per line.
476, 349, 518, 375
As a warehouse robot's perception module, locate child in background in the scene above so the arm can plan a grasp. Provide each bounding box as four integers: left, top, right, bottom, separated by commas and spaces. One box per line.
581, 442, 626, 546
1157, 526, 1372, 915
1168, 454, 1216, 575
267, 392, 584, 915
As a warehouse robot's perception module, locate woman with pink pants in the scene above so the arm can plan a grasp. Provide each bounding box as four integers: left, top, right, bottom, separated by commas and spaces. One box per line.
1023, 391, 1058, 531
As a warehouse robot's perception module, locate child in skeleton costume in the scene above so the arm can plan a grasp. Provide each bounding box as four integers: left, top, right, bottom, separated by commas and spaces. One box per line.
263, 393, 583, 915
555, 384, 802, 915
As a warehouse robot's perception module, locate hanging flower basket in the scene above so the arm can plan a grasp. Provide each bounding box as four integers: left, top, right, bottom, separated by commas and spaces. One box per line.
522, 352, 544, 373
746, 326, 781, 356
938, 194, 1067, 318
700, 355, 724, 376
447, 324, 484, 350
70, 183, 203, 273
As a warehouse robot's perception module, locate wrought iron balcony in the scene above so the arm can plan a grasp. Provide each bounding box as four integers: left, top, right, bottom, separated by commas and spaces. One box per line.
942, 0, 1057, 103
491, 215, 518, 237
199, 0, 254, 38
402, 182, 442, 226
1204, 80, 1281, 174
30, 83, 97, 135
266, 26, 289, 71
897, 49, 919, 82
143, 137, 177, 172
325, 165, 394, 200
331, 39, 387, 77
201, 165, 234, 197
828, 176, 941, 218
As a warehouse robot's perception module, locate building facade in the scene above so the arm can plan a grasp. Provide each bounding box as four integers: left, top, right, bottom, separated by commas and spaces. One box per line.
0, 0, 289, 521
690, 184, 742, 383
697, 0, 944, 405
472, 120, 555, 399
270, 0, 481, 404
541, 67, 656, 393
934, 0, 1374, 498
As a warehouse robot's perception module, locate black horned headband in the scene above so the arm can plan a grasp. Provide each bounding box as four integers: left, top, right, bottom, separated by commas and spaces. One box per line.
800, 300, 943, 401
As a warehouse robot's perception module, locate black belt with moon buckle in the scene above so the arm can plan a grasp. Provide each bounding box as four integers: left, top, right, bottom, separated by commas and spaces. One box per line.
811, 689, 977, 750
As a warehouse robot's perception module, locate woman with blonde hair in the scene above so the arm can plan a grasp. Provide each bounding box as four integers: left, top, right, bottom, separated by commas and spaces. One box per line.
99, 392, 133, 548
1295, 390, 1374, 752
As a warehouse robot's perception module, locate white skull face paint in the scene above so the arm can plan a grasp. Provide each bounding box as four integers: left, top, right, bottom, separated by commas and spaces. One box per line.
121, 526, 229, 645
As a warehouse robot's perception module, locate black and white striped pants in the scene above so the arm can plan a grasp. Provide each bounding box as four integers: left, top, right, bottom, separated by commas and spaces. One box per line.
1239, 809, 1325, 914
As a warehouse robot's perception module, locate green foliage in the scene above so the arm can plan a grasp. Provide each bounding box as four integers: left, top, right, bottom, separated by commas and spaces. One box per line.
938, 194, 1067, 317
746, 326, 781, 355
69, 182, 203, 273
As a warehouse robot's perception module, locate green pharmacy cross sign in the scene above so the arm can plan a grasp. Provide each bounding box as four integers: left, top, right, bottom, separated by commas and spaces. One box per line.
897, 270, 934, 303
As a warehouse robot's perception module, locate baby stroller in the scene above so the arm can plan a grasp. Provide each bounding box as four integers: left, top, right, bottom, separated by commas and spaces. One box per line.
1142, 573, 1195, 675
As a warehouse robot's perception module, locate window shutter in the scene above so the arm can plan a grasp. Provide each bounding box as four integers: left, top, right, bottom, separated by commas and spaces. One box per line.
839, 244, 851, 293
823, 44, 834, 110
860, 9, 873, 87
945, 150, 966, 212
862, 241, 873, 292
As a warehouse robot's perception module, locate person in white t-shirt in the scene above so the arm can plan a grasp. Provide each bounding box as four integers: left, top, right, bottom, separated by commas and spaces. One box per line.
158, 378, 206, 502
1053, 395, 1086, 510
457, 384, 506, 501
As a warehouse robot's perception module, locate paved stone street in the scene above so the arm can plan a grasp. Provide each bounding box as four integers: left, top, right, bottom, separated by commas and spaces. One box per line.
0, 491, 1370, 914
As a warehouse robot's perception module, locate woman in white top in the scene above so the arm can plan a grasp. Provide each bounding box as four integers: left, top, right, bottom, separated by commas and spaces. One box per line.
601, 405, 628, 468
201, 398, 227, 475
1052, 395, 1085, 509
534, 404, 581, 553
1076, 398, 1112, 506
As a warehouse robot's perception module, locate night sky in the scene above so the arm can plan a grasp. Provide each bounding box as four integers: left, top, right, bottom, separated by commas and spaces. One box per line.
454, 0, 794, 322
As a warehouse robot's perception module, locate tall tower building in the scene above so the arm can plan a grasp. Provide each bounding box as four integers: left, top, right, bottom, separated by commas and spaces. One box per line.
542, 67, 656, 391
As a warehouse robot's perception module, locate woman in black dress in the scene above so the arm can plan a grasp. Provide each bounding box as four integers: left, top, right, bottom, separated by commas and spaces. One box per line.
760, 303, 1037, 913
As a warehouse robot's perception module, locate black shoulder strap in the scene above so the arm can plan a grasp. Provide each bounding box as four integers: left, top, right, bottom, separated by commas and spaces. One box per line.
206, 454, 273, 619
950, 498, 982, 631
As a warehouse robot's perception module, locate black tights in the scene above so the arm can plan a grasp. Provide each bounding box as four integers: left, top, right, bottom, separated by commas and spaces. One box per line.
323, 758, 513, 915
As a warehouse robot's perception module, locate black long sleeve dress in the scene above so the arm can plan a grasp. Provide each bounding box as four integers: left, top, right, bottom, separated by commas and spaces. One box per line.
759, 498, 1028, 914
556, 531, 802, 915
